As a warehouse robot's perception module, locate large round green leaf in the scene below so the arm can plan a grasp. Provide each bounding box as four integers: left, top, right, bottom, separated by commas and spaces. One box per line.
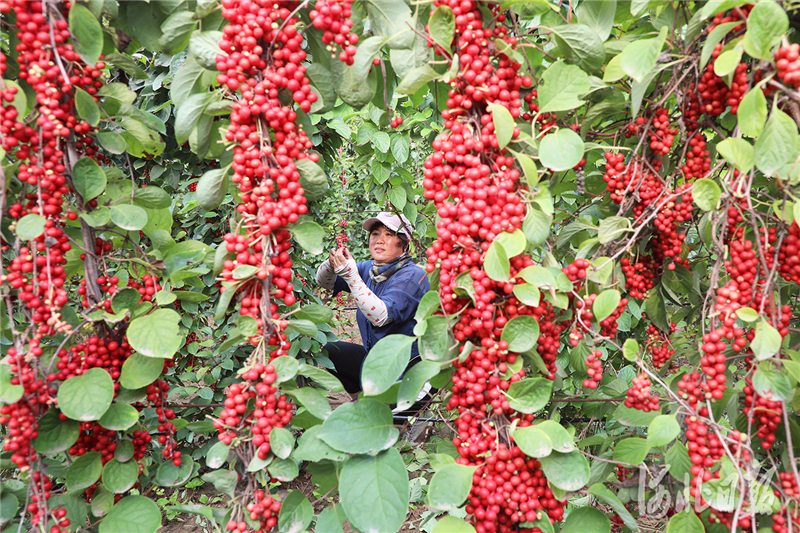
102, 459, 139, 494
340, 449, 409, 533
99, 495, 161, 533
318, 399, 398, 454
33, 408, 80, 454
99, 403, 140, 431
277, 490, 313, 533
110, 204, 148, 231
560, 506, 611, 533
58, 368, 114, 421
127, 309, 183, 358
361, 335, 414, 396
539, 450, 589, 491
539, 128, 585, 171
426, 464, 477, 511
155, 457, 194, 487
119, 353, 165, 390
500, 315, 540, 353
72, 157, 107, 200
67, 452, 103, 492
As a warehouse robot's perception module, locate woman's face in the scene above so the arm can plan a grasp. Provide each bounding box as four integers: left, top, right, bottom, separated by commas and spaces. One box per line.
369, 224, 406, 263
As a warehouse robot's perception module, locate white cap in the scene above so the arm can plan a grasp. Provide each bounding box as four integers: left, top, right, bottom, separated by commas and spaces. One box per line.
362, 212, 414, 238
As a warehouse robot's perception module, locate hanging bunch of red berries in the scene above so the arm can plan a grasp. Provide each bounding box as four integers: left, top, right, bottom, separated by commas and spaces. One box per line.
421, 1, 567, 530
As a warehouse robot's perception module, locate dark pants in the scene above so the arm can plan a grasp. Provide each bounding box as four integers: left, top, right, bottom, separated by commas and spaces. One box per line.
324, 341, 367, 394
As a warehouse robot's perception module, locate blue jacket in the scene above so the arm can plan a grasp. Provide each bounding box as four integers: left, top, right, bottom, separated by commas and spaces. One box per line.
332, 260, 430, 357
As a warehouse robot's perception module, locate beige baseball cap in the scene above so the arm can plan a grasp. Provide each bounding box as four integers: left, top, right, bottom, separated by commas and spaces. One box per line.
362, 212, 414, 238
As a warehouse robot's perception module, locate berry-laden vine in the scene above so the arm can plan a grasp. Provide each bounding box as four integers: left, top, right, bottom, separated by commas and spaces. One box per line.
5, 1, 800, 533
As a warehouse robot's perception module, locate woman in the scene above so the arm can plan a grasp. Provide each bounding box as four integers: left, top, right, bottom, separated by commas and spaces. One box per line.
316, 212, 430, 395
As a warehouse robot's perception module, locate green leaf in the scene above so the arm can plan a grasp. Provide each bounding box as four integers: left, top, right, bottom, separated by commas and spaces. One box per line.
522, 203, 552, 248
175, 93, 212, 145
388, 186, 407, 210
597, 216, 631, 244
550, 24, 605, 72
512, 283, 541, 307
613, 437, 650, 464
189, 31, 224, 70
539, 450, 590, 491
751, 318, 782, 360
490, 102, 516, 149
619, 27, 667, 82
665, 441, 692, 482
622, 339, 640, 362
295, 304, 334, 324
69, 3, 103, 65
278, 490, 313, 533
286, 319, 318, 337
577, 0, 616, 41
505, 378, 552, 413
666, 510, 703, 533
110, 204, 148, 231
501, 315, 540, 353
159, 11, 197, 55
535, 420, 575, 452
289, 221, 324, 255
614, 404, 660, 426
427, 464, 477, 511
738, 87, 768, 137
700, 21, 739, 68
0, 364, 23, 404
647, 415, 680, 447
318, 399, 398, 454
127, 309, 183, 358
75, 88, 100, 127
364, 0, 415, 49
195, 168, 229, 211
429, 5, 455, 50
67, 452, 103, 492
361, 335, 414, 396
645, 286, 669, 332
432, 516, 477, 533
560, 506, 611, 533
752, 366, 794, 402
201, 470, 238, 497
103, 53, 148, 80
539, 128, 584, 171
298, 364, 345, 393
716, 137, 754, 173
390, 135, 410, 163
485, 240, 510, 281
288, 388, 331, 420
133, 186, 171, 209
396, 65, 441, 95
397, 360, 440, 411
98, 403, 139, 431
155, 458, 194, 487
58, 368, 114, 421
15, 214, 46, 240
292, 425, 348, 462
714, 45, 743, 77
272, 356, 299, 383
72, 157, 107, 200
97, 132, 128, 154
269, 427, 294, 459
743, 0, 788, 59
99, 495, 162, 533
512, 425, 553, 458
102, 458, 139, 493
119, 353, 165, 390
692, 178, 721, 211
339, 448, 409, 533
170, 55, 213, 106
593, 289, 621, 323
206, 441, 230, 469
92, 486, 114, 517
538, 61, 591, 114
587, 484, 638, 531
296, 158, 329, 202
34, 408, 80, 454
754, 107, 800, 178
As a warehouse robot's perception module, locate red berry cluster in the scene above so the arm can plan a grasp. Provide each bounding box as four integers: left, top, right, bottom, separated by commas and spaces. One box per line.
309, 0, 359, 65
624, 373, 659, 412
776, 44, 800, 88
620, 256, 656, 300
420, 2, 568, 529
582, 350, 604, 390
743, 380, 782, 450
245, 489, 283, 531
775, 472, 800, 499
214, 363, 293, 460
648, 108, 677, 156
645, 322, 675, 369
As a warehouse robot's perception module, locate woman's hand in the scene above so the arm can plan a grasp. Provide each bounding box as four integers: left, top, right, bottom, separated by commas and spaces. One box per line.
329, 246, 352, 270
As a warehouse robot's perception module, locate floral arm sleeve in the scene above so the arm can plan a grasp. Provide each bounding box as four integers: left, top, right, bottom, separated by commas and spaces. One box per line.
334, 258, 389, 327
315, 259, 337, 291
